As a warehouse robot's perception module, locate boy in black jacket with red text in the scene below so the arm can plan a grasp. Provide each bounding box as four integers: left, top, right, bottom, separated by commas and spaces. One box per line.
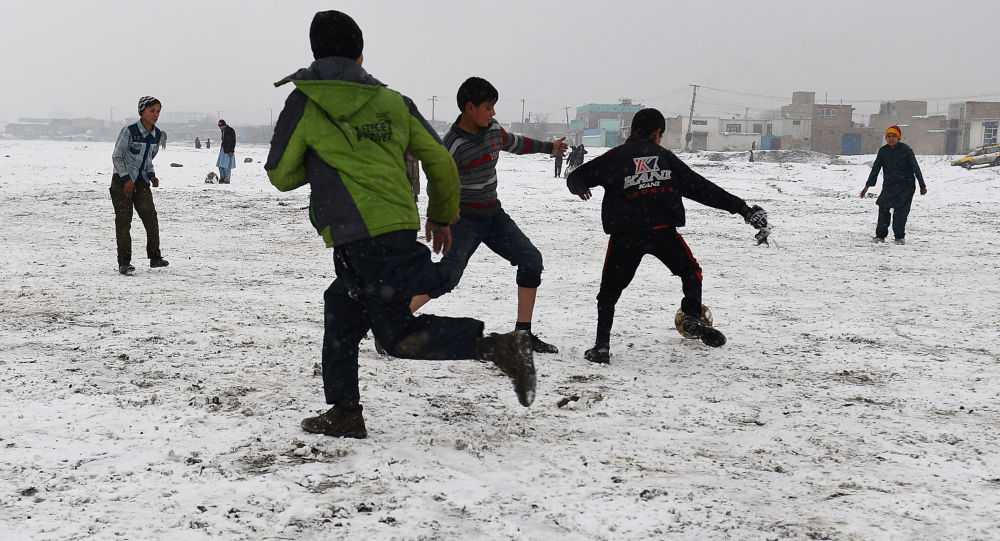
567, 108, 768, 363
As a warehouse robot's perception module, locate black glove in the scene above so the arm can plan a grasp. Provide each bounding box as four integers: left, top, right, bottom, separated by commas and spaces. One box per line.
744, 205, 768, 230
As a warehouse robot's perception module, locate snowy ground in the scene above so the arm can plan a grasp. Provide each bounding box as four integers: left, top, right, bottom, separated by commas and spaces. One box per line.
2, 139, 999, 540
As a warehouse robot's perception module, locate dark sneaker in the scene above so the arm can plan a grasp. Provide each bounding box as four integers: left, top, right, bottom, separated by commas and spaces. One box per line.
150, 258, 169, 268
301, 405, 367, 439
584, 346, 610, 364
894, 238, 905, 245
374, 338, 387, 356
870, 236, 885, 243
118, 263, 135, 275
530, 333, 559, 354
485, 331, 536, 407
681, 316, 726, 348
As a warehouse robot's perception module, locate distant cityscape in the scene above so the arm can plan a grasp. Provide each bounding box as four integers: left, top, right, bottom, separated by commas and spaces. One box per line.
3, 91, 998, 155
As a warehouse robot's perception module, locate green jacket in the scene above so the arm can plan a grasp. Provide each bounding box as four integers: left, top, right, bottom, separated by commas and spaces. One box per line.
265, 57, 459, 247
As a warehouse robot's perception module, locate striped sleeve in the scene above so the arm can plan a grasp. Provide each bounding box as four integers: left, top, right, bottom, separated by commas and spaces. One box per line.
499, 124, 554, 156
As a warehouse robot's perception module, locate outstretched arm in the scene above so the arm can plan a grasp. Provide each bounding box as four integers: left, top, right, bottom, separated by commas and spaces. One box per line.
862, 152, 884, 197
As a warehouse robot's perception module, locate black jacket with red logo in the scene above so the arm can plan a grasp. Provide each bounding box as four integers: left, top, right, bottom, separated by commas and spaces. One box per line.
566, 136, 751, 234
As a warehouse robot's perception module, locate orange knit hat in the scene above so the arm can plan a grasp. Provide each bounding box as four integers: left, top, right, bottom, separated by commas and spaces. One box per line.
885, 125, 901, 139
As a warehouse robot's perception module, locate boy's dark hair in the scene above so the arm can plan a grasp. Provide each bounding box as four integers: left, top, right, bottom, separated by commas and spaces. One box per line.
630, 108, 666, 139
456, 77, 498, 112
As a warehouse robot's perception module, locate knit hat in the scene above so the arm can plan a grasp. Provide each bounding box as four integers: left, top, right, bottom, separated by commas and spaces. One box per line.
630, 108, 666, 139
218, 119, 227, 127
885, 125, 901, 139
309, 11, 363, 60
138, 96, 161, 115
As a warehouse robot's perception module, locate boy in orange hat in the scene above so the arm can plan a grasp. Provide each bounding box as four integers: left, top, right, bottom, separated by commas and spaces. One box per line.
860, 125, 927, 244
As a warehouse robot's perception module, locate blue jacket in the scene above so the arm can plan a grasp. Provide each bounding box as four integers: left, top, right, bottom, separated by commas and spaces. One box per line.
112, 121, 162, 184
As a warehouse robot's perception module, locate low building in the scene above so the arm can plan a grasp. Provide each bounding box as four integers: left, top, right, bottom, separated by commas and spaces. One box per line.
951, 101, 1000, 152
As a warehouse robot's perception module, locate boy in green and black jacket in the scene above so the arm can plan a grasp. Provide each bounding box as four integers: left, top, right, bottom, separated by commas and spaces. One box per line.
265, 11, 536, 439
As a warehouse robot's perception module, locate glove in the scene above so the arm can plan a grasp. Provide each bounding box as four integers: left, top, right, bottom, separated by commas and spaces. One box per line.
744, 205, 768, 230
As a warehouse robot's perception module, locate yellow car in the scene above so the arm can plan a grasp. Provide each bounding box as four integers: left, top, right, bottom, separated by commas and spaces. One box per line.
952, 144, 1000, 169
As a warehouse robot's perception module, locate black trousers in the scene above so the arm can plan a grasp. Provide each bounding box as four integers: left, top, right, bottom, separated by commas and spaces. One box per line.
594, 228, 702, 347
322, 230, 484, 406
875, 198, 913, 240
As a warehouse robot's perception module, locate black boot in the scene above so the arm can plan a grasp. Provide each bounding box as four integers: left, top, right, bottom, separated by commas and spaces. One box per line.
301, 405, 367, 438
529, 333, 559, 354
584, 345, 610, 364
681, 316, 726, 347
479, 331, 536, 406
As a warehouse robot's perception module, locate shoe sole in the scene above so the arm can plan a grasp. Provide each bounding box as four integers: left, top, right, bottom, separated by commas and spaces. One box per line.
510, 331, 536, 406
301, 418, 367, 439
699, 328, 727, 347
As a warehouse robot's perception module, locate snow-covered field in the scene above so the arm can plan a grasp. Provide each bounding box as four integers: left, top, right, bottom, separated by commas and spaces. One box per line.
2, 139, 999, 540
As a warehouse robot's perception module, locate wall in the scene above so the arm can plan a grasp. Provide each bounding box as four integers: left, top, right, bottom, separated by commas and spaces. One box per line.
810, 104, 854, 155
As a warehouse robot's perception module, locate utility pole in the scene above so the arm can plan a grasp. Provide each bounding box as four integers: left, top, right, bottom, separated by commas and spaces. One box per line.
109, 107, 114, 123
563, 106, 571, 127
521, 99, 526, 124
685, 84, 699, 152
427, 96, 438, 123
618, 98, 630, 141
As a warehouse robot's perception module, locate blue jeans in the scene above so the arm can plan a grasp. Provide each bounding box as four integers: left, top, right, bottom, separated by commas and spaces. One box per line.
431, 206, 543, 298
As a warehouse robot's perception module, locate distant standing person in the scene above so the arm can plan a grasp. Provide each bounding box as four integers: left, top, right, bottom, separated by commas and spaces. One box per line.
195, 136, 201, 149
206, 138, 211, 149
860, 125, 927, 245
217, 120, 236, 183
554, 153, 563, 178
110, 96, 170, 275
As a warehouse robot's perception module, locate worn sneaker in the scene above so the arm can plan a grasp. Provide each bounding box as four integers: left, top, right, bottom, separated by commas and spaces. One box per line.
894, 238, 905, 245
483, 331, 536, 407
529, 332, 559, 354
150, 258, 169, 268
301, 405, 367, 439
118, 263, 135, 275
870, 236, 886, 243
584, 346, 610, 364
681, 316, 726, 348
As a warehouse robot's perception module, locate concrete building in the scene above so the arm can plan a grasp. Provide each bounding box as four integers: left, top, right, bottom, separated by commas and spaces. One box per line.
865, 101, 948, 155
950, 101, 1000, 152
569, 100, 644, 147
778, 91, 816, 150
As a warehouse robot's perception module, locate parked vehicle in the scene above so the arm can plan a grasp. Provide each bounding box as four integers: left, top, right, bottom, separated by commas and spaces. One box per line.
951, 144, 1000, 169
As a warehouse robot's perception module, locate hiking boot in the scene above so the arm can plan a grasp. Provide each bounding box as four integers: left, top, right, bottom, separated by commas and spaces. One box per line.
301, 405, 367, 439
529, 333, 559, 354
480, 331, 536, 407
118, 263, 135, 275
584, 345, 610, 364
373, 338, 387, 356
150, 258, 169, 268
681, 316, 726, 348
870, 236, 885, 243
894, 238, 905, 245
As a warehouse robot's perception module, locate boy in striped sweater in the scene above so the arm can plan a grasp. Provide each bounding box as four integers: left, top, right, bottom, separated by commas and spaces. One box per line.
409, 77, 568, 353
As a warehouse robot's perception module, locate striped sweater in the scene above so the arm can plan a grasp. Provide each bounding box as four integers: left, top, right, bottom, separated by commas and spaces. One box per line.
443, 118, 554, 205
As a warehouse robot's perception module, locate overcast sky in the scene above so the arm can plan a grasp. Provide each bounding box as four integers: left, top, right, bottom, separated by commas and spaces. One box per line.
2, 0, 996, 126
